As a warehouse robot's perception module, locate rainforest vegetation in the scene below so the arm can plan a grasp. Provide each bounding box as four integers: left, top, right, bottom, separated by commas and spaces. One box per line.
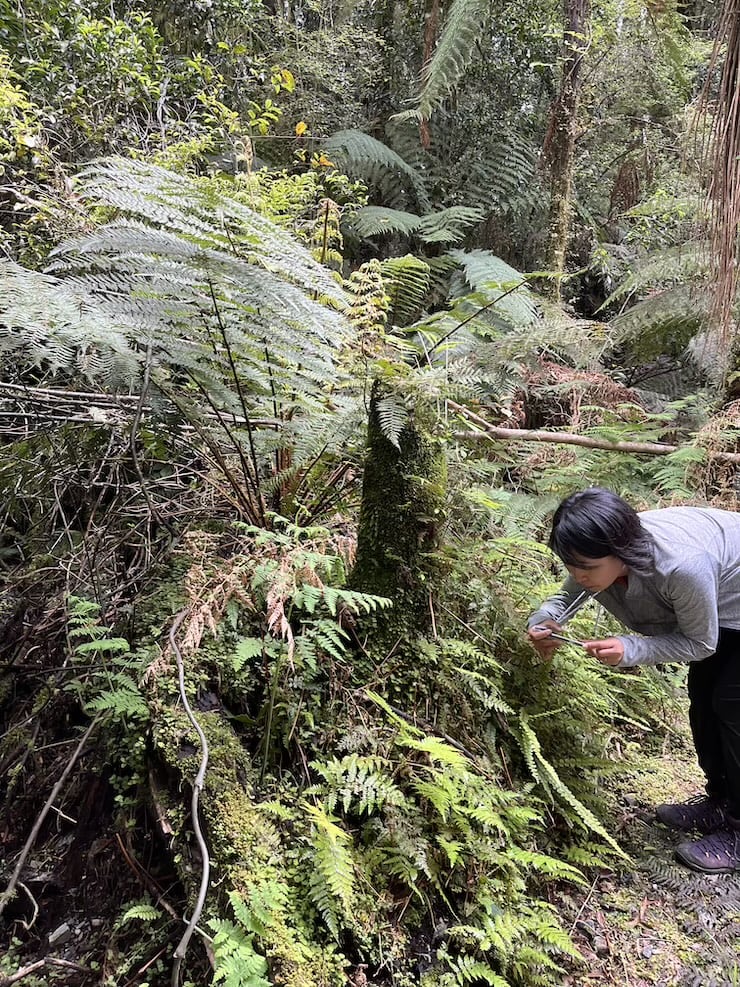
2, 1, 740, 985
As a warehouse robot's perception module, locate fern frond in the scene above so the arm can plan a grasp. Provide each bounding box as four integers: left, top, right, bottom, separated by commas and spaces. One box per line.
516, 712, 626, 858
120, 903, 160, 923
209, 917, 270, 987
417, 206, 484, 243
350, 204, 482, 245
0, 261, 142, 386
446, 953, 510, 986
413, 0, 489, 122
603, 243, 706, 304
304, 803, 356, 940
449, 249, 538, 327
375, 392, 408, 448
381, 254, 431, 327
609, 285, 707, 358
350, 206, 423, 238
324, 129, 430, 211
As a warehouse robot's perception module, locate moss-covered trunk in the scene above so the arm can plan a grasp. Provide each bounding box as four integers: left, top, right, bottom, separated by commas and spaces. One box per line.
350, 386, 446, 655
543, 0, 591, 301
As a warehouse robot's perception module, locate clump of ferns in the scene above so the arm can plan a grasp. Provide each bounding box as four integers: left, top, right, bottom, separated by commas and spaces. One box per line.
301, 694, 587, 984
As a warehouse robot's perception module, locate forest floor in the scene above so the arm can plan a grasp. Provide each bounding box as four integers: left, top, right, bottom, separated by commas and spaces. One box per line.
562, 729, 740, 987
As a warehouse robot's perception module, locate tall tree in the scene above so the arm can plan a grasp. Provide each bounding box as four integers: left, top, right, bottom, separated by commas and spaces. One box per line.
543, 0, 591, 300
701, 0, 740, 393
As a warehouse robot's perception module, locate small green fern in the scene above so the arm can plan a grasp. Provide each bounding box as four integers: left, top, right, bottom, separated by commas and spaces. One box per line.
304, 803, 356, 940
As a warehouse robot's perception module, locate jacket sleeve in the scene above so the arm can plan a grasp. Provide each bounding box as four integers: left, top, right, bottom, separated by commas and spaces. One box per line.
527, 576, 586, 629
617, 556, 720, 667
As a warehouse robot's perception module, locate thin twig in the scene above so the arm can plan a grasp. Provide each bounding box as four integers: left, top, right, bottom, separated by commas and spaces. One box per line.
0, 714, 103, 919
170, 609, 211, 987
569, 872, 601, 935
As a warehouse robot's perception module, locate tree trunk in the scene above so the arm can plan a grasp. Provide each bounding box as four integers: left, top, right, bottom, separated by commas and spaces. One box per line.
543, 0, 591, 301
350, 385, 446, 656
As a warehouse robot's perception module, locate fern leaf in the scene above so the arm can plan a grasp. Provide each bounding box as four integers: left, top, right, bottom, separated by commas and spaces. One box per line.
120, 903, 160, 923
304, 803, 356, 939
324, 129, 430, 211
381, 254, 431, 327
0, 261, 142, 386
517, 712, 627, 858
449, 249, 538, 327
414, 0, 489, 122
375, 392, 408, 448
350, 206, 423, 238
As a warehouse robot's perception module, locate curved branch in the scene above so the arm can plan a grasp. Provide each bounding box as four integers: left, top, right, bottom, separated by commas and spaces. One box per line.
170, 609, 211, 987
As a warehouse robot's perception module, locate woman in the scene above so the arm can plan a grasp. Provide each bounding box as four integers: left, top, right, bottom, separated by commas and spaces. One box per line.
527, 487, 740, 874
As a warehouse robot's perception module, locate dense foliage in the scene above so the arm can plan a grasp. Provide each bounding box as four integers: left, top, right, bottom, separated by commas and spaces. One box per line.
1, 2, 739, 986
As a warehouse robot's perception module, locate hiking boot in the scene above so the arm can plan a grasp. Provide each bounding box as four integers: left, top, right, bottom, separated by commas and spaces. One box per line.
675, 828, 740, 874
655, 795, 727, 833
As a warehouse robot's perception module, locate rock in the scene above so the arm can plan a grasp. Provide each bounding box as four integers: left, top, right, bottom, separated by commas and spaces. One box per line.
593, 935, 610, 956
48, 922, 72, 946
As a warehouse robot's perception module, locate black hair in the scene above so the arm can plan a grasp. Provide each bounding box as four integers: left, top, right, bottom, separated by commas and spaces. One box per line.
548, 487, 654, 575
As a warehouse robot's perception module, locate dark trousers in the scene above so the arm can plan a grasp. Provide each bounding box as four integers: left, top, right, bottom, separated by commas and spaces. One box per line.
688, 628, 740, 817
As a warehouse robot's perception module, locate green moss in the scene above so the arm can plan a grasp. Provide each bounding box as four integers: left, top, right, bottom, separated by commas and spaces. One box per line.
351, 388, 447, 654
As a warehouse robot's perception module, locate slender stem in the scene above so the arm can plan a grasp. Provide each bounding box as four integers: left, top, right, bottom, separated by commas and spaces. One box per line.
207, 281, 266, 525
170, 609, 211, 987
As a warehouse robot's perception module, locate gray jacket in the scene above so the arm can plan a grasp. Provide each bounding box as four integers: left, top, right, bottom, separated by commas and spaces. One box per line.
528, 507, 740, 667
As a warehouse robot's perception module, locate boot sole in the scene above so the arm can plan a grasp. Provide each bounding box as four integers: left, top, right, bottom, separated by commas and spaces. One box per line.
674, 846, 737, 875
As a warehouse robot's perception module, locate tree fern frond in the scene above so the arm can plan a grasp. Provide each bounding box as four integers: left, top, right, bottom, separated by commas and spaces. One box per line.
413, 0, 489, 122
449, 249, 538, 327
609, 285, 708, 358
350, 206, 424, 238
71, 158, 347, 306
417, 206, 484, 244
324, 129, 430, 211
350, 204, 482, 245
602, 243, 707, 305
22, 159, 358, 432
0, 261, 142, 386
380, 254, 431, 327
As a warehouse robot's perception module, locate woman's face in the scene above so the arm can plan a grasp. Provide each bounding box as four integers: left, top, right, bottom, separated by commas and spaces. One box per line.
565, 554, 628, 593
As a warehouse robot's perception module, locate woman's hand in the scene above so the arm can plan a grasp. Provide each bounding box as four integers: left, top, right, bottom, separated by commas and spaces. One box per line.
527, 620, 563, 660
583, 637, 624, 666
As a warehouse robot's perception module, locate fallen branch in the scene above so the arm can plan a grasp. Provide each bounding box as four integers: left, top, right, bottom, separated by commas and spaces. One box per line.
0, 958, 93, 987
0, 960, 45, 987
448, 401, 740, 464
